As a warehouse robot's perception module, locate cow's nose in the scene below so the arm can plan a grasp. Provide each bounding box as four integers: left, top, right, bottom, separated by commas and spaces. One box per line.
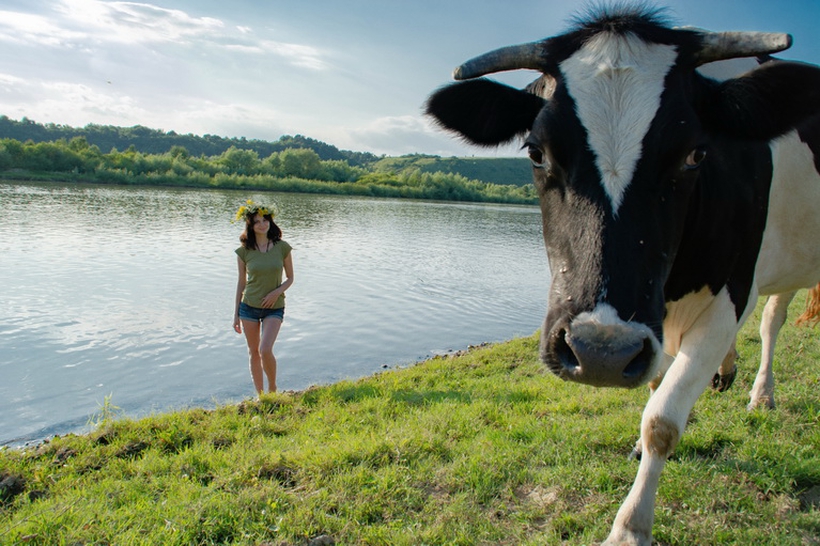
551, 323, 655, 388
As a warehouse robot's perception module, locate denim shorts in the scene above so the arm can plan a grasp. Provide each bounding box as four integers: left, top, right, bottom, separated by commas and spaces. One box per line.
238, 302, 285, 322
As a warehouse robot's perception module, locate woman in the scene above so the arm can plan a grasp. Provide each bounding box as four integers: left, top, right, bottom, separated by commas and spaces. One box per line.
233, 200, 293, 394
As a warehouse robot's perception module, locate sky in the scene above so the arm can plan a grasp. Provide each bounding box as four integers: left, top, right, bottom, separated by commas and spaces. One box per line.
0, 0, 818, 158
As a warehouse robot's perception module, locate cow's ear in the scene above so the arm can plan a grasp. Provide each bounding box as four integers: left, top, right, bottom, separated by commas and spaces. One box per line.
425, 79, 546, 146
702, 61, 820, 140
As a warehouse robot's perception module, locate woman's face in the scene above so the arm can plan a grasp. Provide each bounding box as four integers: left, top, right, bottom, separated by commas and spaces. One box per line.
251, 214, 269, 236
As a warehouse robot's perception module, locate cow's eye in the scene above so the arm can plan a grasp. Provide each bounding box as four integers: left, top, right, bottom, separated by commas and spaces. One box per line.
683, 147, 707, 170
527, 145, 547, 168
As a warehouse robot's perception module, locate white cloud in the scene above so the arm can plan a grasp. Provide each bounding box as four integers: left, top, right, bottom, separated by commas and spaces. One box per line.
0, 73, 27, 88
221, 40, 325, 69
0, 76, 291, 145
54, 0, 225, 45
0, 10, 87, 47
0, 1, 329, 71
257, 41, 327, 70
40, 81, 146, 119
0, 77, 149, 129
168, 100, 285, 139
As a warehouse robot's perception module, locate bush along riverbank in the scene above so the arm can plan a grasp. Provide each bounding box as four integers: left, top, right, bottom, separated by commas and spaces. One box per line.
1, 293, 818, 545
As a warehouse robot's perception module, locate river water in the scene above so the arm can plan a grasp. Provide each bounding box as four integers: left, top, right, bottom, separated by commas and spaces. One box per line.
0, 181, 550, 446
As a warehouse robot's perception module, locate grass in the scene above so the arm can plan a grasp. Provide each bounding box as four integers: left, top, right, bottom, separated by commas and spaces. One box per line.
1, 292, 818, 545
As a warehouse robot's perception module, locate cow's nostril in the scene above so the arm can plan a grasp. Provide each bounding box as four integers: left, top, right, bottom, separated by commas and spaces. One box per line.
622, 338, 654, 380
554, 327, 580, 375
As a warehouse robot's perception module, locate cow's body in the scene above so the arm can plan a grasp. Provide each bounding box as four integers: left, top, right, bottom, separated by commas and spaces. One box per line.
744, 121, 820, 409
426, 7, 820, 544
707, 59, 820, 408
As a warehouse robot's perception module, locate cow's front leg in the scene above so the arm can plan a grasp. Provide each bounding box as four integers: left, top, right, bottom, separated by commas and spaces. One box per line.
631, 353, 675, 460
604, 291, 738, 546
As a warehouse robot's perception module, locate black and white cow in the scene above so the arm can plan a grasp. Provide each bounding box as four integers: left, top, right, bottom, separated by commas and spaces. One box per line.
426, 6, 820, 545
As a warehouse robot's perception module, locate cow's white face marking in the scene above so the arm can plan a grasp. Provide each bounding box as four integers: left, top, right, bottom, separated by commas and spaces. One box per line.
559, 33, 677, 214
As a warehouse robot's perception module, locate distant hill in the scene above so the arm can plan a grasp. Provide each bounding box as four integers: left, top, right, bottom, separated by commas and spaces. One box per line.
0, 116, 378, 167
0, 116, 530, 186
373, 155, 531, 187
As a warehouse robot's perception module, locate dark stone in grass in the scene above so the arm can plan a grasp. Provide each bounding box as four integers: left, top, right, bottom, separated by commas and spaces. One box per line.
93, 428, 118, 445
28, 489, 48, 502
116, 440, 150, 459
799, 485, 820, 511
52, 446, 78, 465
257, 461, 297, 488
308, 535, 336, 546
211, 436, 233, 450
0, 473, 25, 503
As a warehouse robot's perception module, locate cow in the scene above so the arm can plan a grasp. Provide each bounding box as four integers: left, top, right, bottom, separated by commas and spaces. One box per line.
425, 6, 820, 545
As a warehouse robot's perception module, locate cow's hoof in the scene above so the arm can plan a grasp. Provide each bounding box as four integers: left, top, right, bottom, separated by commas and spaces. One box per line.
711, 365, 737, 392
747, 396, 775, 411
602, 529, 652, 546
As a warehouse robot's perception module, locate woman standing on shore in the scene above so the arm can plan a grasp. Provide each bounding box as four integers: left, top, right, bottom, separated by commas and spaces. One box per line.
233, 200, 294, 395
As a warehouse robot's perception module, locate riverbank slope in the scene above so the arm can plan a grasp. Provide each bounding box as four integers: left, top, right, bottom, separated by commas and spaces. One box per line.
1, 293, 818, 545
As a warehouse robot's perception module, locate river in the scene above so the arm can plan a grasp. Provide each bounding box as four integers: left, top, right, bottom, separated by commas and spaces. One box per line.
0, 181, 551, 446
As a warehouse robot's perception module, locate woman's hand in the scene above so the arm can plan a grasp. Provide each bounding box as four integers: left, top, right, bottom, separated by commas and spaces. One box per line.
233, 315, 242, 333
261, 291, 280, 308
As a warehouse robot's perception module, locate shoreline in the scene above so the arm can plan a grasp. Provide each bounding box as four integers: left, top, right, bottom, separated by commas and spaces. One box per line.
1, 343, 495, 451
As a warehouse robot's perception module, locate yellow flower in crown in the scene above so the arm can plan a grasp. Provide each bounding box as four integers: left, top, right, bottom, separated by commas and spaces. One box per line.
233, 199, 278, 223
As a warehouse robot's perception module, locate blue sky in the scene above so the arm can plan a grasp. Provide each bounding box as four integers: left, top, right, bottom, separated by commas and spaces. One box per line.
0, 0, 818, 157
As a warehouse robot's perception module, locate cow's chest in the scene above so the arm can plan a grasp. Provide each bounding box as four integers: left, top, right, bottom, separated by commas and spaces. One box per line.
662, 286, 719, 356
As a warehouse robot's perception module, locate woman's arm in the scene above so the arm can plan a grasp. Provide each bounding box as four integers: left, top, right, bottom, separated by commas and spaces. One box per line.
233, 256, 247, 333
261, 253, 294, 308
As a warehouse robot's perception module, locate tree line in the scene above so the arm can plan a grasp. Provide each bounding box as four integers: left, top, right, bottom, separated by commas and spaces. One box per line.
0, 136, 537, 205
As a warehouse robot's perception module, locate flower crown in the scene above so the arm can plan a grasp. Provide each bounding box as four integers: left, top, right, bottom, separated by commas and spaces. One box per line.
234, 199, 278, 223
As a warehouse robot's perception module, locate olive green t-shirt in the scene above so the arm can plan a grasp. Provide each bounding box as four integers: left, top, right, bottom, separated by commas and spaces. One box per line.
235, 240, 292, 309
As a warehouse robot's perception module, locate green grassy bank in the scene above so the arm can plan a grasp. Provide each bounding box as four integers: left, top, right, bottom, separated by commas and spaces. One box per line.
1, 293, 818, 545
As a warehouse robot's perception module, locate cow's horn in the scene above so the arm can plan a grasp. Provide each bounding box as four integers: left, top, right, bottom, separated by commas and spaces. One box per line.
695, 31, 792, 65
454, 41, 547, 80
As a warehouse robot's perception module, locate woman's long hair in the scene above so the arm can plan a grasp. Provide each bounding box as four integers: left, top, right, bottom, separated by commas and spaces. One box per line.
240, 212, 282, 250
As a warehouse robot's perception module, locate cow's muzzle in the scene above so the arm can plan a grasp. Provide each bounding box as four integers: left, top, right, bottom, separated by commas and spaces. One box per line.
542, 309, 659, 388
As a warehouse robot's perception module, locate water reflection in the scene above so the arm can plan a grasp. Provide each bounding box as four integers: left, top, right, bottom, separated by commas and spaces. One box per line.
0, 181, 550, 445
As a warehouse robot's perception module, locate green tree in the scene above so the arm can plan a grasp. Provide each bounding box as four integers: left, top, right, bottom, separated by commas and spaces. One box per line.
280, 148, 321, 179
261, 152, 282, 176
320, 159, 365, 182
169, 145, 190, 159
0, 142, 11, 170
219, 146, 259, 175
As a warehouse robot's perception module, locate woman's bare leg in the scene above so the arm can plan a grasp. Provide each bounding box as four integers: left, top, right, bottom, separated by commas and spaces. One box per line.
259, 317, 283, 393
241, 319, 264, 394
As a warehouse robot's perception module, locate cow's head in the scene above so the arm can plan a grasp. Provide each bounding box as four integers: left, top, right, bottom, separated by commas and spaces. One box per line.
426, 7, 820, 388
